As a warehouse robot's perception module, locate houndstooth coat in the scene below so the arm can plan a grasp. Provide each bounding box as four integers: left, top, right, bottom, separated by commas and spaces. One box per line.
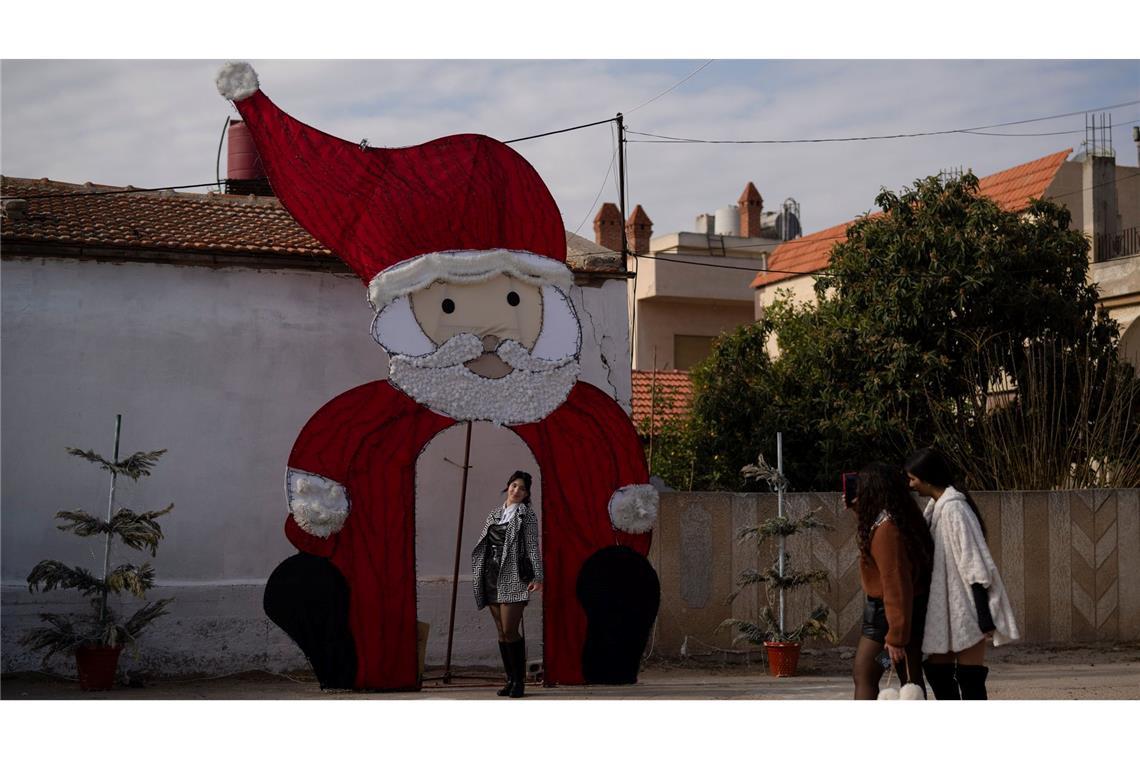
471, 502, 543, 609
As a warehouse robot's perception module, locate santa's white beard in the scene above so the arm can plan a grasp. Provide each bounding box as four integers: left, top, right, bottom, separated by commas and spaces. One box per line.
387, 333, 580, 425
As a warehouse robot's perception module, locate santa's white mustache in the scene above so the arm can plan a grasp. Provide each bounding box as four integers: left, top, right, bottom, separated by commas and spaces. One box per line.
399, 333, 573, 372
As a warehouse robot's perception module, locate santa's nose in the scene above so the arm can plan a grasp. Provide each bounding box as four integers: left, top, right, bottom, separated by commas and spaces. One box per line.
481, 334, 501, 352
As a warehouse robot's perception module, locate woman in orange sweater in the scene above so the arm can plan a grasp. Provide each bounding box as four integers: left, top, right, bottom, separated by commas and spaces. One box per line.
851, 463, 935, 699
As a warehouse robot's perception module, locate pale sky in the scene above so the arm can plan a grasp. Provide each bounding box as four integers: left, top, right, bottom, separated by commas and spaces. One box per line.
3, 8, 1139, 241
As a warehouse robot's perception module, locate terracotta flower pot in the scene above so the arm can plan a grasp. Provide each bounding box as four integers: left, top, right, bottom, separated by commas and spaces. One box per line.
75, 644, 123, 691
763, 640, 801, 677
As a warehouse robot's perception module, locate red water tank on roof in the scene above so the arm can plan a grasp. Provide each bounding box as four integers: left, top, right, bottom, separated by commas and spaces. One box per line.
226, 119, 266, 180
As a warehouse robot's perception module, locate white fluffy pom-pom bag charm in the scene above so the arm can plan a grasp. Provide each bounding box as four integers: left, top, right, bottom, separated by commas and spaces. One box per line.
878, 663, 900, 700
899, 683, 925, 700
878, 653, 926, 701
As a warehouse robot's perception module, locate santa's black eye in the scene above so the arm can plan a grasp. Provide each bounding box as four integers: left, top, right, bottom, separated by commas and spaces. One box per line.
507, 291, 520, 307
441, 299, 455, 314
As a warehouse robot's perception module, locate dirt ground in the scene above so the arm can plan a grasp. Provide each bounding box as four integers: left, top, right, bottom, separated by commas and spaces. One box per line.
3, 641, 1138, 700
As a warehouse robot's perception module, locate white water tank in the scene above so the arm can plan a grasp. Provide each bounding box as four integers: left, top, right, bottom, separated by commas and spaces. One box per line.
714, 205, 739, 236
695, 213, 714, 234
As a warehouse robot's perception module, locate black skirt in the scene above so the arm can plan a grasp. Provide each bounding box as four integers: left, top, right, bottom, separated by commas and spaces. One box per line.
862, 594, 928, 645
481, 523, 507, 603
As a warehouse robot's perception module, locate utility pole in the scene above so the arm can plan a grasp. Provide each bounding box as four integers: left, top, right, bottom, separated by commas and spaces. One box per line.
617, 112, 628, 271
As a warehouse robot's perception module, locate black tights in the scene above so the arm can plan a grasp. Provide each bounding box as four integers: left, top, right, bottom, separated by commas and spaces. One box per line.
488, 602, 525, 643
853, 636, 925, 700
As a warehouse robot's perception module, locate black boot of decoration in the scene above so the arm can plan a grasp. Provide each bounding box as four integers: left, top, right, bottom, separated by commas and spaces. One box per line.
576, 546, 661, 684
264, 552, 357, 690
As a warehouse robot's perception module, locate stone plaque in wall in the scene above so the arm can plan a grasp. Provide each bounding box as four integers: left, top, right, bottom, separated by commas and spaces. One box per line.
680, 504, 712, 609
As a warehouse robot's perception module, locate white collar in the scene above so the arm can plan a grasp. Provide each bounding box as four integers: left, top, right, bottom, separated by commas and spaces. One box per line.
498, 502, 522, 524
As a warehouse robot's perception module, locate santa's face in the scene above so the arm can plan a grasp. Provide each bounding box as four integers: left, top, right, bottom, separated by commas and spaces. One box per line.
410, 277, 542, 379
372, 271, 582, 425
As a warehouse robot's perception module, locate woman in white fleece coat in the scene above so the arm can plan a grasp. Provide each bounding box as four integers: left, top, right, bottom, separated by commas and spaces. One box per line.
905, 448, 1020, 700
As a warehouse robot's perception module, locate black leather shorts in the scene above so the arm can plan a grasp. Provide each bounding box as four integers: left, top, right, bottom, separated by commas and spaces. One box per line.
862, 594, 928, 645
862, 596, 888, 642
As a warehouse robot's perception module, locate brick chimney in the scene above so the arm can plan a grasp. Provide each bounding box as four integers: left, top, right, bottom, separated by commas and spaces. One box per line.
738, 182, 763, 238
626, 205, 653, 256
593, 202, 623, 252
225, 119, 273, 196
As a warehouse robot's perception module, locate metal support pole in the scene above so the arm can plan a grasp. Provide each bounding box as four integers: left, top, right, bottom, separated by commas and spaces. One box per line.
776, 431, 785, 635
442, 420, 474, 684
99, 414, 122, 625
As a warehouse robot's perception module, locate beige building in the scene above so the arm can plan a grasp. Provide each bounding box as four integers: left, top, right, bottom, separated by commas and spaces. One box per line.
752, 148, 1140, 364
594, 183, 801, 371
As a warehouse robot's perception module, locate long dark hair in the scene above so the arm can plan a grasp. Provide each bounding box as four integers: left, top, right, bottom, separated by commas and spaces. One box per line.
854, 463, 934, 578
502, 470, 533, 506
903, 447, 986, 537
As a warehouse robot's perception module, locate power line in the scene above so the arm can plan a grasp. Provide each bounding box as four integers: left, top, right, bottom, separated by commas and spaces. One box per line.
626, 99, 1140, 145
962, 118, 1140, 138
502, 117, 618, 145
627, 60, 714, 115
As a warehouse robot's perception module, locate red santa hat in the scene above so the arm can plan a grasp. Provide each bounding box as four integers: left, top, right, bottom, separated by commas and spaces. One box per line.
215, 63, 573, 311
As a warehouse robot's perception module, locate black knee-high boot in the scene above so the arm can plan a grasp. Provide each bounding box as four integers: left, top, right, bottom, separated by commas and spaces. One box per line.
957, 665, 989, 700
497, 642, 514, 697
922, 662, 961, 700
507, 639, 526, 698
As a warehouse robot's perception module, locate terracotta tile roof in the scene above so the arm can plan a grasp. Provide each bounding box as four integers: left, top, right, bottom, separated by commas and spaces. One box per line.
1, 177, 333, 258
1, 176, 625, 275
631, 369, 692, 434
977, 149, 1072, 211
750, 218, 856, 288
750, 149, 1073, 289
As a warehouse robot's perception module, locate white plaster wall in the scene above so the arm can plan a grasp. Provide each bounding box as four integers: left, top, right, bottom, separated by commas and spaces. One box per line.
1, 256, 630, 674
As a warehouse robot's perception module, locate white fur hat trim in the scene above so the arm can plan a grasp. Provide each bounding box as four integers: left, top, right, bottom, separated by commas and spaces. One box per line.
216, 62, 260, 102
608, 484, 659, 534
286, 468, 350, 537
367, 249, 573, 312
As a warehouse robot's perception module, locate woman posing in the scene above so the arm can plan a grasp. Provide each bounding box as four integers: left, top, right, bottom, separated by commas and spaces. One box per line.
904, 448, 1020, 700
472, 470, 544, 698
852, 463, 935, 699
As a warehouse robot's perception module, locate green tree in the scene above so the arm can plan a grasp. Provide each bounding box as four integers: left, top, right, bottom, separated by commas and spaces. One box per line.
654, 171, 1132, 491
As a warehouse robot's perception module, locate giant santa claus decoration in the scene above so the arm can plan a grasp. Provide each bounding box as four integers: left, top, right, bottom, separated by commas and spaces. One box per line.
217, 63, 660, 691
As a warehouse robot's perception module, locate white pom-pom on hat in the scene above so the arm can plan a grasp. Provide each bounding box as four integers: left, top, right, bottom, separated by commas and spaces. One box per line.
608, 484, 659, 534
216, 62, 260, 102
877, 687, 899, 700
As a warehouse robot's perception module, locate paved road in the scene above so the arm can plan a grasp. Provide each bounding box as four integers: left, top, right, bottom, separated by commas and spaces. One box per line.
4, 658, 1138, 700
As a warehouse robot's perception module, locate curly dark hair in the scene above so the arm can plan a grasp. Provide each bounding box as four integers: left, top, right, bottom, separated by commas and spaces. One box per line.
854, 463, 934, 582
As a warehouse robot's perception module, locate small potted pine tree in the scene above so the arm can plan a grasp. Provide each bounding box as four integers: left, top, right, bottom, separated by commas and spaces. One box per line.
21, 416, 174, 690
721, 445, 837, 676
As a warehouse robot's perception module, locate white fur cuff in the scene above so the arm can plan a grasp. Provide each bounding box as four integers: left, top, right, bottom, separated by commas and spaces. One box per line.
286, 468, 350, 537
216, 62, 260, 102
608, 484, 658, 534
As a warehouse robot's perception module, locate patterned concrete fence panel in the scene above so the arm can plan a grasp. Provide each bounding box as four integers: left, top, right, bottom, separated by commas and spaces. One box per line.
648, 490, 1140, 657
